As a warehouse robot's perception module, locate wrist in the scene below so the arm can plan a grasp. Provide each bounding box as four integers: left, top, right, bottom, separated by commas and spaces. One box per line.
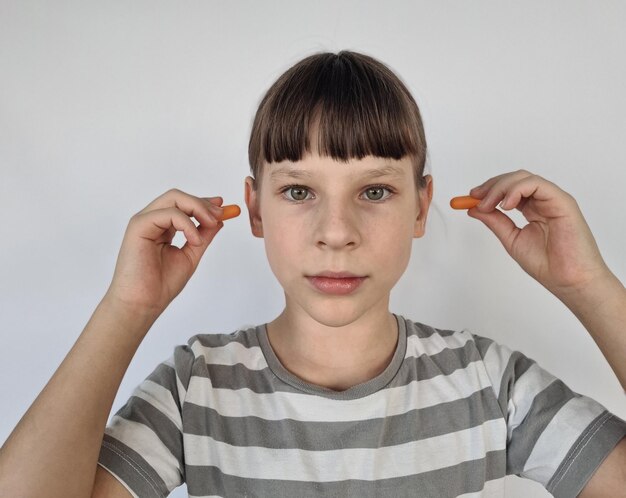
555, 270, 625, 316
100, 292, 163, 331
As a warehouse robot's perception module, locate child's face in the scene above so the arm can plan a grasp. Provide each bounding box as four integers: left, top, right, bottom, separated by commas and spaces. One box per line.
244, 152, 433, 327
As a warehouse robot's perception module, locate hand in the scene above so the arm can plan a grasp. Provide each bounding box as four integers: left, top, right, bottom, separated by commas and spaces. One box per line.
465, 170, 612, 298
105, 189, 226, 316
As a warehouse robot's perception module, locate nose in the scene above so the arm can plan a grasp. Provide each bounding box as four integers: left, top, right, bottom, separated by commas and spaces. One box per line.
314, 201, 361, 250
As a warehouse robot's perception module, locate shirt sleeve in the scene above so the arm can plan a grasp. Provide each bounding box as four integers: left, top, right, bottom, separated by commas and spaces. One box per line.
97, 343, 195, 498
471, 333, 626, 498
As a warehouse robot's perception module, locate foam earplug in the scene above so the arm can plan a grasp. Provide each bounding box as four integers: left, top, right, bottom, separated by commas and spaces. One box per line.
450, 196, 481, 210
219, 204, 241, 221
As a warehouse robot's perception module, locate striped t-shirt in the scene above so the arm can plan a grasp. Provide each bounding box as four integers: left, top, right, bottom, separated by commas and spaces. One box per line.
98, 313, 626, 498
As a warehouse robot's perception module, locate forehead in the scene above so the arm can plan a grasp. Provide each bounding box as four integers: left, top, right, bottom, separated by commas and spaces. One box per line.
267, 155, 412, 182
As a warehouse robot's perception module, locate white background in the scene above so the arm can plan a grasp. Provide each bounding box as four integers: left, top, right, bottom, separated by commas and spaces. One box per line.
1, 1, 625, 496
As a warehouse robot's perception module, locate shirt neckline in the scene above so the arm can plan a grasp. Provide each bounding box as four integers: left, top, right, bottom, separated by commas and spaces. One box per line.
256, 313, 407, 400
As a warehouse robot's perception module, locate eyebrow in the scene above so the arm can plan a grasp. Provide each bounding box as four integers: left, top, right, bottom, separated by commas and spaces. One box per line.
269, 164, 407, 181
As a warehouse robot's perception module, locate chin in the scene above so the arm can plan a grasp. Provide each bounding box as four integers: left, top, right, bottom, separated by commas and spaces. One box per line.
301, 301, 377, 329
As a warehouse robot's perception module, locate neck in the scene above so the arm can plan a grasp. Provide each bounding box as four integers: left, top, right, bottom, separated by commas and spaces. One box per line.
265, 307, 399, 392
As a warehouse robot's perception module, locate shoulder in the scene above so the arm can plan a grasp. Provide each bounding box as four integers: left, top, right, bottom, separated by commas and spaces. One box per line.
400, 315, 486, 356
398, 315, 524, 394
401, 315, 520, 367
171, 324, 265, 387
185, 324, 261, 353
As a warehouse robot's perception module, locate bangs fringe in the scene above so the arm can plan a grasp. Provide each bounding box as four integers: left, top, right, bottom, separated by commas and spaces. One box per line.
249, 51, 427, 188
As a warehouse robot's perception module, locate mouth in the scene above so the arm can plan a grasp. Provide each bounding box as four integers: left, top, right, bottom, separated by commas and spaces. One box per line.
309, 271, 365, 279
305, 272, 368, 295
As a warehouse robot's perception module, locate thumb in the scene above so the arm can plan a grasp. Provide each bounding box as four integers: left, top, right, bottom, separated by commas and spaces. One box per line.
467, 207, 519, 254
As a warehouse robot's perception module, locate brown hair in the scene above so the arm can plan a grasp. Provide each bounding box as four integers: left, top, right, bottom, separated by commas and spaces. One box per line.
248, 50, 428, 192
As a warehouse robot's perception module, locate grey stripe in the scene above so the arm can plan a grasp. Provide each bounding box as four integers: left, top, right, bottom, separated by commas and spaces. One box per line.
181, 387, 502, 449
471, 333, 494, 359
202, 363, 303, 394
146, 363, 182, 411
173, 344, 196, 391
99, 433, 170, 498
406, 320, 460, 339
548, 412, 626, 498
184, 450, 506, 498
191, 327, 262, 348
115, 396, 184, 474
506, 380, 578, 475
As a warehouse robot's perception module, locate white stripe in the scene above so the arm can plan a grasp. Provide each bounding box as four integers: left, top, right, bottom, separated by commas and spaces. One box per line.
185, 360, 492, 421
105, 416, 182, 490
507, 362, 557, 440
405, 329, 473, 359
183, 417, 506, 481
521, 396, 606, 485
456, 477, 506, 497
132, 379, 182, 432
481, 339, 515, 401
190, 338, 268, 370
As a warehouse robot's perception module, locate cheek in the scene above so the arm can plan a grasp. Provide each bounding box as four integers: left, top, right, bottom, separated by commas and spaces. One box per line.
372, 217, 415, 272
262, 217, 303, 278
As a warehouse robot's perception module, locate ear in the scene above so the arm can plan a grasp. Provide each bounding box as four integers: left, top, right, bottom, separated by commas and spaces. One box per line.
244, 176, 264, 238
414, 175, 433, 238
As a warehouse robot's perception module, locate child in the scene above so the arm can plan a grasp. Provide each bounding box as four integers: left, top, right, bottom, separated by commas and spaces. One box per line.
1, 50, 624, 498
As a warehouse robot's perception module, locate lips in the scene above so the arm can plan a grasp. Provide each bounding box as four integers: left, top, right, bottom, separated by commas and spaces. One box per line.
306, 272, 367, 295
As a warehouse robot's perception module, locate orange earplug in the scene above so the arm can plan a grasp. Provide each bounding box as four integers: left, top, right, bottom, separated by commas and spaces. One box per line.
218, 204, 241, 221
450, 195, 481, 210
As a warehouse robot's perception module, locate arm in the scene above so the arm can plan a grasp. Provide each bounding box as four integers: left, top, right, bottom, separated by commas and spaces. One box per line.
466, 170, 626, 389
465, 170, 626, 495
0, 189, 228, 497
0, 296, 156, 497
556, 270, 626, 391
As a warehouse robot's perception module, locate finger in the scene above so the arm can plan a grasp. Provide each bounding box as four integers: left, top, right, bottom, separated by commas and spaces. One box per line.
469, 169, 533, 201
498, 175, 570, 218
469, 172, 511, 197
204, 196, 224, 207
181, 220, 224, 261
467, 206, 520, 255
474, 171, 534, 212
154, 226, 177, 246
133, 207, 207, 246
138, 189, 224, 227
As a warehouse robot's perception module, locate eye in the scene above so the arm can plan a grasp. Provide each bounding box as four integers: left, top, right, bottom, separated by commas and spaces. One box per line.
363, 185, 394, 201
282, 186, 312, 202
